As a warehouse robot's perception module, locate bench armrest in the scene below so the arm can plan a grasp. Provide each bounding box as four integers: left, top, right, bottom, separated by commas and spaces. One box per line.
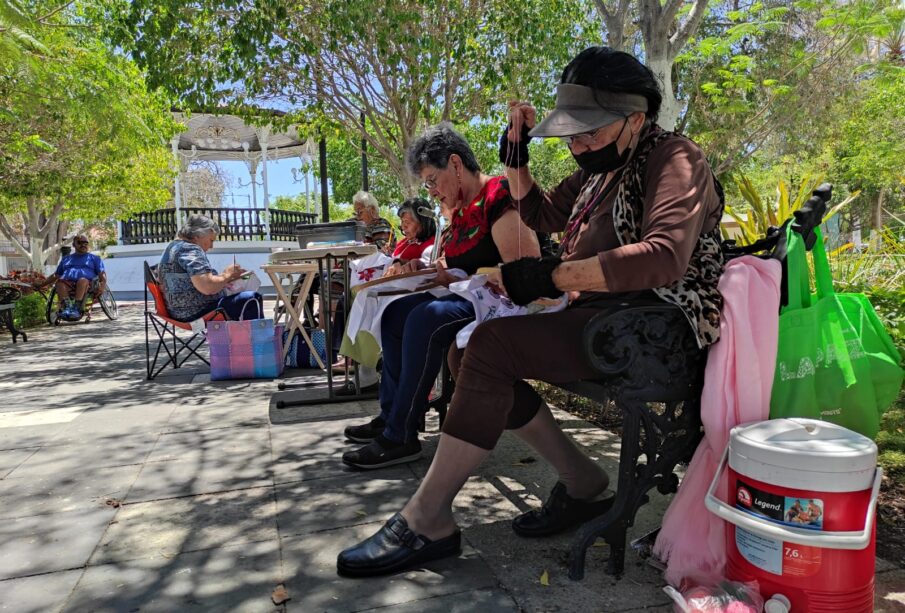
581, 303, 706, 401
0, 286, 22, 305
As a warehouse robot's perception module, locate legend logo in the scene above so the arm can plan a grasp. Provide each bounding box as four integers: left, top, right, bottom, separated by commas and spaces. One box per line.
737, 486, 752, 507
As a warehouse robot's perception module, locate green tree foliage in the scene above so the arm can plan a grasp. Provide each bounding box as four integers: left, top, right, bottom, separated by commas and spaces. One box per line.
303, 117, 580, 217
834, 72, 905, 204
100, 0, 590, 192
0, 0, 48, 58
320, 135, 407, 210
817, 65, 905, 232
679, 0, 891, 174
271, 194, 355, 223
0, 12, 180, 269
684, 0, 904, 235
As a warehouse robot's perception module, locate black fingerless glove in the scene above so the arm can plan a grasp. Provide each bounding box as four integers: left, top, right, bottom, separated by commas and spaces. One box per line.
500, 256, 563, 306
498, 121, 532, 168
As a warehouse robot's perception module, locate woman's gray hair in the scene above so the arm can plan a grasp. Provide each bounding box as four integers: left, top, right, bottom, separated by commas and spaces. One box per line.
353, 191, 379, 214
406, 122, 481, 176
178, 214, 219, 240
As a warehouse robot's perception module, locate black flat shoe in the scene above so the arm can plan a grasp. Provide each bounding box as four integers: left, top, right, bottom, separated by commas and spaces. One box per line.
337, 513, 461, 577
343, 416, 386, 443
512, 482, 615, 538
342, 436, 422, 469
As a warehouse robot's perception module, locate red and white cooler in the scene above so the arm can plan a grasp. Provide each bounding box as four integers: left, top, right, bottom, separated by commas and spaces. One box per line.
705, 418, 882, 613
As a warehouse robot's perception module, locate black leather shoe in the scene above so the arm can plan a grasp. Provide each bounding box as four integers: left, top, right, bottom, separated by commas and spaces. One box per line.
512, 482, 615, 538
342, 436, 422, 469
343, 416, 386, 443
337, 513, 462, 577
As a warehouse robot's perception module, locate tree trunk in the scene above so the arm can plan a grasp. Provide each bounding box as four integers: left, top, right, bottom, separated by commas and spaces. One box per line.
592, 0, 630, 51
868, 188, 886, 251
635, 0, 710, 133
874, 188, 886, 231
23, 209, 64, 271
29, 230, 44, 271
647, 53, 681, 131
43, 219, 68, 267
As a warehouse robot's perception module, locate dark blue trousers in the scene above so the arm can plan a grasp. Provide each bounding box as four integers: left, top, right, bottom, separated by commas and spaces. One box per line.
378, 293, 474, 443
181, 291, 262, 322
218, 291, 263, 320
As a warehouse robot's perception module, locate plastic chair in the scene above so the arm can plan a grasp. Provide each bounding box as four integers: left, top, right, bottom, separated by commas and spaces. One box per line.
144, 261, 226, 380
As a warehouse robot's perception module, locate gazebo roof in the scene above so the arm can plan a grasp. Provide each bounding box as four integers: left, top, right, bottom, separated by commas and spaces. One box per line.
172, 111, 315, 162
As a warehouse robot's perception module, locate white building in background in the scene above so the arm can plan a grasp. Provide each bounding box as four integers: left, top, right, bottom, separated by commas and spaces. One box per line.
0, 236, 30, 277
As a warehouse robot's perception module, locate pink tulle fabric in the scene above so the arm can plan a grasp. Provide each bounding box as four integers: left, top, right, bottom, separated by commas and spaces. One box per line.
653, 256, 782, 586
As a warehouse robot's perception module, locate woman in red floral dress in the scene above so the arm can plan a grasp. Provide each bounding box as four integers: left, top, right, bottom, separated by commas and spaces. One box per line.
341, 122, 539, 470
384, 197, 437, 273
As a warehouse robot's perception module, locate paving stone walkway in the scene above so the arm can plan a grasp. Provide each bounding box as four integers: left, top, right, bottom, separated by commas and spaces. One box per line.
0, 304, 902, 612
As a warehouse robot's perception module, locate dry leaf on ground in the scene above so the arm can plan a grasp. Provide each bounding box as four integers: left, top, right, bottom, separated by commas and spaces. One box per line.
271, 584, 290, 605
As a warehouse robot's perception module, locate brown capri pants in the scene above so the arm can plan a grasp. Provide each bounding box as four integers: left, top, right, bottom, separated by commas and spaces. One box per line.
442, 307, 605, 450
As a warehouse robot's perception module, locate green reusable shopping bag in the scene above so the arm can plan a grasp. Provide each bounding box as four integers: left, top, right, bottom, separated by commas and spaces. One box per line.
770, 226, 904, 438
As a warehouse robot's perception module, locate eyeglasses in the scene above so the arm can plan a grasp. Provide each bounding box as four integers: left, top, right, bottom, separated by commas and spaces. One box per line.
421, 171, 440, 191
560, 127, 605, 148
561, 115, 631, 148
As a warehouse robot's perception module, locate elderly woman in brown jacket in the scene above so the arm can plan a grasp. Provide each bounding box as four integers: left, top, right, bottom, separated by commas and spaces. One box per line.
336, 46, 725, 577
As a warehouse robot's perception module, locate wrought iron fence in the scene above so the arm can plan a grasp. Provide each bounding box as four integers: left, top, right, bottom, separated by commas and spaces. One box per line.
119, 208, 317, 245
270, 209, 318, 241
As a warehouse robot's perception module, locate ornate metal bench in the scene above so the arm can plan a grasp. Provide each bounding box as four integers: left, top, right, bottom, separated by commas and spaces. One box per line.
556, 302, 705, 579
0, 284, 28, 343
419, 186, 830, 581
559, 184, 832, 579
421, 302, 704, 578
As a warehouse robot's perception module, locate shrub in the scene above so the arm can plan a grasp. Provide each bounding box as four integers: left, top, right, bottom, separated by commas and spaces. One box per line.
879, 450, 905, 478
13, 292, 47, 329
723, 174, 859, 246
877, 425, 905, 454
861, 285, 905, 359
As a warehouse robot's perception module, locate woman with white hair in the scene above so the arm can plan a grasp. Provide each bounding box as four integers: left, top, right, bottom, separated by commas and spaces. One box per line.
158, 214, 263, 321
353, 191, 395, 253
324, 191, 395, 370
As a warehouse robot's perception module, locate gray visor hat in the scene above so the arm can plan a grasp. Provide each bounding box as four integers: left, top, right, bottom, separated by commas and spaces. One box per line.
529, 84, 649, 138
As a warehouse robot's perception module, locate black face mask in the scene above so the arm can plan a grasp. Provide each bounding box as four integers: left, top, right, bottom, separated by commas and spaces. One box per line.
571, 118, 631, 174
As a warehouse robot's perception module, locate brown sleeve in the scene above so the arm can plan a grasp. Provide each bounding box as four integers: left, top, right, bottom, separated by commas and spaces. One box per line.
513, 169, 588, 233
598, 137, 721, 292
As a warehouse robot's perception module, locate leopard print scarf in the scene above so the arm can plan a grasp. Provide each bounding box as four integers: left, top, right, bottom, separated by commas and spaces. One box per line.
610, 128, 725, 348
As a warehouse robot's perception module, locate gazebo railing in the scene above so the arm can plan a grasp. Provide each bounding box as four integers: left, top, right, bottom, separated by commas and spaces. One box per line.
119, 208, 318, 245
270, 209, 319, 241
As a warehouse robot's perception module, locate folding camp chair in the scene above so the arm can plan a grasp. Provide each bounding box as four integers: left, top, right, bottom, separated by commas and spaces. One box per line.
144, 261, 226, 380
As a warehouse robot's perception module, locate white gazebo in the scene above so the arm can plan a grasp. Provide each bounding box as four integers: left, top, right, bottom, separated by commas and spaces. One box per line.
106, 110, 321, 300
170, 109, 317, 237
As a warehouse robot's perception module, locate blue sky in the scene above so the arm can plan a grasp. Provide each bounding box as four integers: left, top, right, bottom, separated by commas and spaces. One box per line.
214, 158, 327, 212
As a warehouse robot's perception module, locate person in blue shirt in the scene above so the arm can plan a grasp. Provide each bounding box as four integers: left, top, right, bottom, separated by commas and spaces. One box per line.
34, 234, 107, 320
